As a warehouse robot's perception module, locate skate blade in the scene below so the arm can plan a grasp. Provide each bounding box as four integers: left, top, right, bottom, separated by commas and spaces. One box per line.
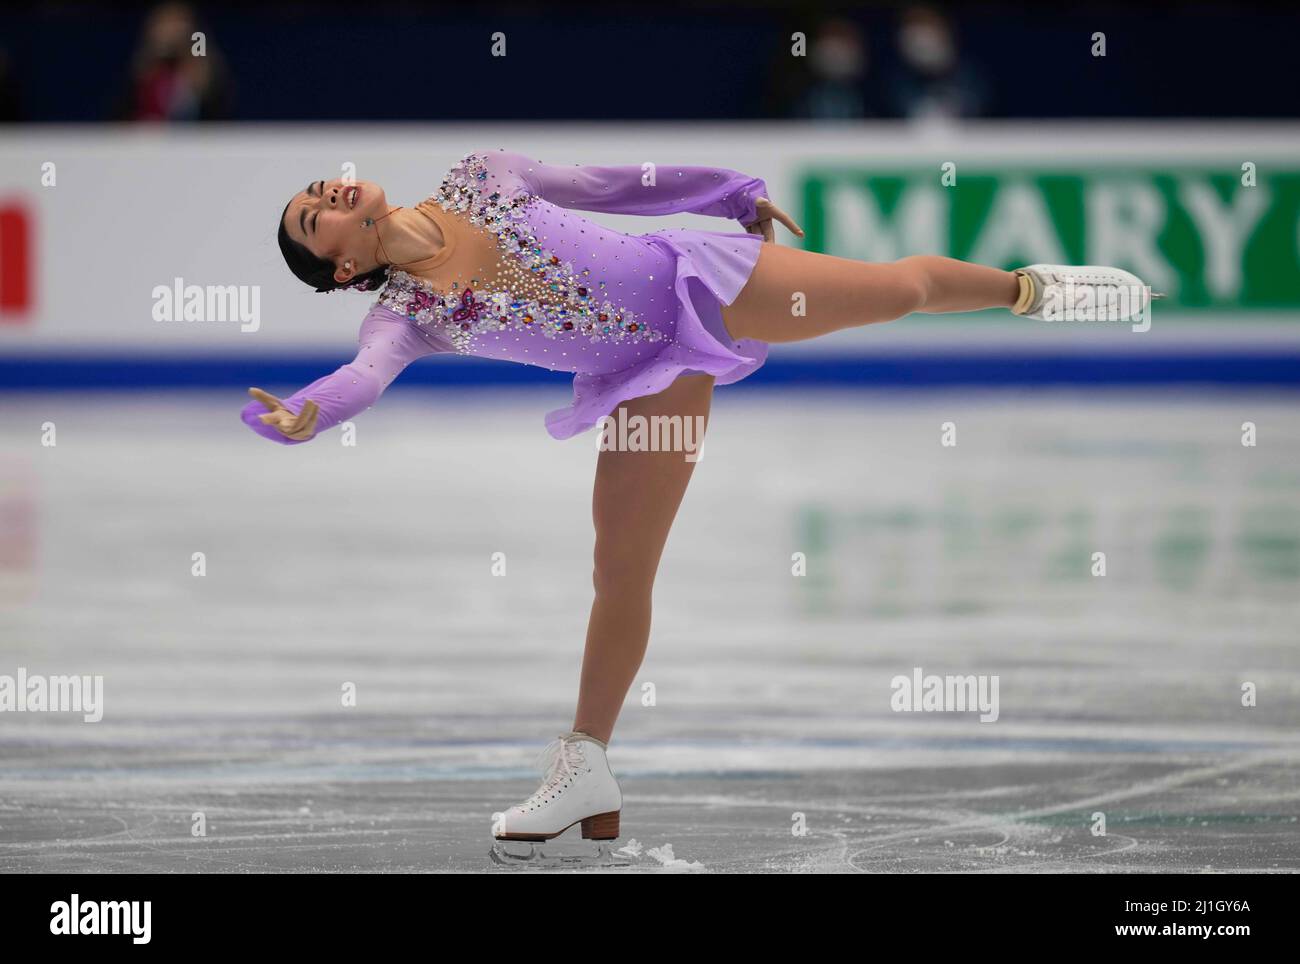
489, 839, 633, 870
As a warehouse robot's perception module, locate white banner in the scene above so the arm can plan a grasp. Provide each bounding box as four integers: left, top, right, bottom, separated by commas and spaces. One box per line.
3, 122, 1299, 356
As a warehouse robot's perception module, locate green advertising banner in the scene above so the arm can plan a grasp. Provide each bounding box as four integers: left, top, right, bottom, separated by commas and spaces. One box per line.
802, 167, 1300, 311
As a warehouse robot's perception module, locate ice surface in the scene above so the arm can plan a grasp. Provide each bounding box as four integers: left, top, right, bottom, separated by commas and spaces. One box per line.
1, 388, 1297, 872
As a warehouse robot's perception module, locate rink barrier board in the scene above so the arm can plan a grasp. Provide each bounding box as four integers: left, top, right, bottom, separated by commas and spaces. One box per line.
4, 124, 1300, 351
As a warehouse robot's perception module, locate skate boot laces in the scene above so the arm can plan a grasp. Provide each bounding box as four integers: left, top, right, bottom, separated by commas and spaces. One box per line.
1057, 270, 1125, 308
524, 737, 587, 808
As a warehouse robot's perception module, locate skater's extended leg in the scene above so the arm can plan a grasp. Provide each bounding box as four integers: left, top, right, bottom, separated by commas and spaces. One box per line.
721, 244, 1020, 344
571, 373, 714, 744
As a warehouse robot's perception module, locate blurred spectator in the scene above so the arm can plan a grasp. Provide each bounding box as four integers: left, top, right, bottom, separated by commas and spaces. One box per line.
116, 3, 232, 121
0, 48, 22, 122
885, 6, 987, 120
800, 20, 870, 120
768, 18, 883, 121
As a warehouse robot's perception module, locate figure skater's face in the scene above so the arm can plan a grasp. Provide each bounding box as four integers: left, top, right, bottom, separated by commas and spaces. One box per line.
281, 178, 388, 282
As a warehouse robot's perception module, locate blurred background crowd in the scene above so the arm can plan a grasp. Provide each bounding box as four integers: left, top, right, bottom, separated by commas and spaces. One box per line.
0, 1, 1292, 124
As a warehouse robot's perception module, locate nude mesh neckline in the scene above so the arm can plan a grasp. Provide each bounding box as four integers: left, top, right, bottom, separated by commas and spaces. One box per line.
399, 199, 456, 273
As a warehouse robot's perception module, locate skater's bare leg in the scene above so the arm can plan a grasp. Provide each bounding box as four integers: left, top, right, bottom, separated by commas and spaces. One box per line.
721, 245, 1021, 344
571, 373, 714, 744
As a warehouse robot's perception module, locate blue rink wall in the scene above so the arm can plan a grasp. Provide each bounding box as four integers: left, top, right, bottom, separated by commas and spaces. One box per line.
3, 350, 1300, 390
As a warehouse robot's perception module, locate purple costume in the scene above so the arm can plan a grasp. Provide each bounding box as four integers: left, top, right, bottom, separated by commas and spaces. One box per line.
242, 149, 771, 443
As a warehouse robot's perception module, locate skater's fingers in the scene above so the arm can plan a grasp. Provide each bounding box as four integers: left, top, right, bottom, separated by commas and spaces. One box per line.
247, 387, 284, 413
285, 400, 320, 440
300, 399, 320, 429
744, 216, 774, 243
282, 404, 310, 438
753, 198, 804, 239
769, 205, 805, 238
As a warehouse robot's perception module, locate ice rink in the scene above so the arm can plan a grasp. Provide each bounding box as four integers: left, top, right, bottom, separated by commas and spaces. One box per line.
1, 387, 1298, 872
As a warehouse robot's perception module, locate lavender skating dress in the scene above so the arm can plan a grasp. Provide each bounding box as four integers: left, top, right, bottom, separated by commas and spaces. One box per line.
242, 149, 770, 443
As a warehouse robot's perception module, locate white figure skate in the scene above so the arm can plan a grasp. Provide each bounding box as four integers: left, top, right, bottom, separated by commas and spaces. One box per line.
494, 731, 623, 842
1011, 263, 1162, 322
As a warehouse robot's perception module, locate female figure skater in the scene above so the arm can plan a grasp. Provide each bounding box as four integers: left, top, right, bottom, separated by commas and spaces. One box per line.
252, 149, 1149, 843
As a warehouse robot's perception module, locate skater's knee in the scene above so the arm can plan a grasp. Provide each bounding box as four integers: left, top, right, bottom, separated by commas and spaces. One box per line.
591, 564, 654, 600
888, 256, 934, 316
591, 548, 656, 599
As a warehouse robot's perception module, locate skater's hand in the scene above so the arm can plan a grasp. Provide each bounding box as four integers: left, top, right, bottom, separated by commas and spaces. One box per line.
744, 198, 805, 244
247, 387, 320, 441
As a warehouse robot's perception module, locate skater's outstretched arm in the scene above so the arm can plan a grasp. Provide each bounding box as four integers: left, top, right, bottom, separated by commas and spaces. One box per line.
470, 148, 788, 228
241, 307, 443, 444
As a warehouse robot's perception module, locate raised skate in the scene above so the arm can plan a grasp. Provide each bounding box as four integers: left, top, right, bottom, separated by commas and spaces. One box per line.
1012, 263, 1161, 322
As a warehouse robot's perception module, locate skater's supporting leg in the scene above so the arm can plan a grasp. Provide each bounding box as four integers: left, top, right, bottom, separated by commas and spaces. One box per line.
571, 373, 714, 744
721, 245, 1021, 344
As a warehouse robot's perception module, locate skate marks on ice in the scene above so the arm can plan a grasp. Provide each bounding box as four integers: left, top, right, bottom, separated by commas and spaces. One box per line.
2, 750, 1293, 873
610, 751, 1299, 873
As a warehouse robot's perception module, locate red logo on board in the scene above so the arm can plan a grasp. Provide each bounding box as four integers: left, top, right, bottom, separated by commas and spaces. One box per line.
0, 202, 32, 317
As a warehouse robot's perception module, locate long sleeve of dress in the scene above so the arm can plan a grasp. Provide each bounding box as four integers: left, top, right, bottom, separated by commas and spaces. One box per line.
240, 306, 444, 445
476, 149, 770, 225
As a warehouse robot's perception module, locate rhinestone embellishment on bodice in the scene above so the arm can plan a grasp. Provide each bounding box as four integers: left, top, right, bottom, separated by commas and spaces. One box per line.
375, 153, 664, 354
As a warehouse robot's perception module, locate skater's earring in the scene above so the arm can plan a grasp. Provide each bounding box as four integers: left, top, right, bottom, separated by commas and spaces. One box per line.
361, 218, 374, 228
